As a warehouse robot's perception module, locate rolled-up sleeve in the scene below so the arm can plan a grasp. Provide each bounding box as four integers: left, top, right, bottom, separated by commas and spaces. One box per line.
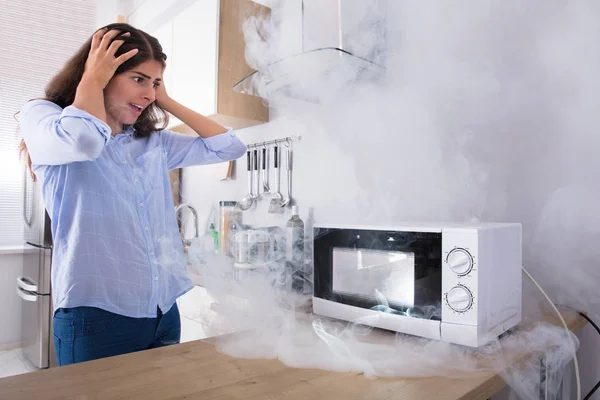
161, 128, 247, 170
20, 100, 112, 166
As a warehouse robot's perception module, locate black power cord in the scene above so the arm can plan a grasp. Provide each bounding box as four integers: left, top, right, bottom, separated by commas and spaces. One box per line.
579, 312, 600, 400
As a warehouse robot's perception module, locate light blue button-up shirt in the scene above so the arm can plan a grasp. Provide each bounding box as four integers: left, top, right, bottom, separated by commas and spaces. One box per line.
20, 100, 246, 318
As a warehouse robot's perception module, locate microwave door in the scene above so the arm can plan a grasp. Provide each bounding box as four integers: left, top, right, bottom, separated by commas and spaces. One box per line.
314, 227, 443, 320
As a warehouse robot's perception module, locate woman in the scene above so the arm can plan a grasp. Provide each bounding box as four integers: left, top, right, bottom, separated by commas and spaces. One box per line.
19, 23, 246, 366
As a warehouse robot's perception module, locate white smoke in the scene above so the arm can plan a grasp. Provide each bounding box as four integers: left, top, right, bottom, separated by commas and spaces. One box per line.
182, 0, 600, 399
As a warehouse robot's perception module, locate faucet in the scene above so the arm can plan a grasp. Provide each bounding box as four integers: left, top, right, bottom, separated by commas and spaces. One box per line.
174, 203, 199, 250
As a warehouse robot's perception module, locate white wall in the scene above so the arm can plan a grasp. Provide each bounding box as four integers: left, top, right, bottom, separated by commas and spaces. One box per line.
94, 0, 128, 29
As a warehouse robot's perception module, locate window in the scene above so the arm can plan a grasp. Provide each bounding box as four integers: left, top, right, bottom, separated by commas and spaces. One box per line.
0, 0, 96, 246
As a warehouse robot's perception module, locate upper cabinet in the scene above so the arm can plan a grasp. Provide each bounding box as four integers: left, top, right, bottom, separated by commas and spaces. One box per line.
127, 0, 270, 129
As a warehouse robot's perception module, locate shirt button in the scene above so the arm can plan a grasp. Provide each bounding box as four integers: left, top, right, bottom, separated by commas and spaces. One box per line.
122, 160, 127, 164
150, 252, 155, 256
154, 277, 158, 281
144, 226, 149, 231
134, 178, 139, 183
139, 202, 144, 207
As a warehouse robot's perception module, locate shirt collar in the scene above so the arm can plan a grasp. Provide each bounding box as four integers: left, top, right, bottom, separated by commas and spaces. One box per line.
123, 124, 136, 135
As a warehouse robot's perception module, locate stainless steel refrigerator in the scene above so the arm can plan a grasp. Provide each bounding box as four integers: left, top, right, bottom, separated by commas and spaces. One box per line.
16, 167, 55, 369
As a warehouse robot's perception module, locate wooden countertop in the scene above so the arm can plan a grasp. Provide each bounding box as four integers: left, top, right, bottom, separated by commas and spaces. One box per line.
0, 309, 586, 400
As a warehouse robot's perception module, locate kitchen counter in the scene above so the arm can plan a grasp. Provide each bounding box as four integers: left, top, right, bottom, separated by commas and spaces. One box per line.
0, 309, 585, 400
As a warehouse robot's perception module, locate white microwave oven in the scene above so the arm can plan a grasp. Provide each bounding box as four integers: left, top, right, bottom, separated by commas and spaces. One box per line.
312, 223, 522, 347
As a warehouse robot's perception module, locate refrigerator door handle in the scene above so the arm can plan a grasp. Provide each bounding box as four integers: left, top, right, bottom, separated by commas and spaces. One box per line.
22, 164, 32, 228
25, 241, 52, 250
17, 287, 38, 302
17, 277, 38, 293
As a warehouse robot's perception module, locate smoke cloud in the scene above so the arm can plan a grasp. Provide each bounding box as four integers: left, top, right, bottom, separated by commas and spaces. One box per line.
180, 1, 600, 399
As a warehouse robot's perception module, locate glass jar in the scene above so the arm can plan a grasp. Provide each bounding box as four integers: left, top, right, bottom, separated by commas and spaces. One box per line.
233, 230, 250, 265
219, 201, 240, 255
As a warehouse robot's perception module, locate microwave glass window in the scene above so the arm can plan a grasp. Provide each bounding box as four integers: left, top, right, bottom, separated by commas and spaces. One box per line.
313, 228, 443, 321
332, 248, 415, 307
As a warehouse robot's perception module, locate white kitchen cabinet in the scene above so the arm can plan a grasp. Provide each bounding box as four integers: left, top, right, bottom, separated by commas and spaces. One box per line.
177, 285, 214, 342
178, 285, 214, 321
177, 284, 240, 341
177, 284, 240, 342
149, 21, 174, 99
179, 315, 210, 343
127, 0, 269, 129
170, 0, 219, 127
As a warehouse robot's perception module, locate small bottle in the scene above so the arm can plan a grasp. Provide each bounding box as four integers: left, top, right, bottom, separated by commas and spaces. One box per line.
286, 206, 305, 293
209, 223, 219, 251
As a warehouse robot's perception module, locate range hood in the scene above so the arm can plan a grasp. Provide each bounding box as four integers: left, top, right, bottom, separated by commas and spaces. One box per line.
233, 47, 384, 101
233, 0, 386, 101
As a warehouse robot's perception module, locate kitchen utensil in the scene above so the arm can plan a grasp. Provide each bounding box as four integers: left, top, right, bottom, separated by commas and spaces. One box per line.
262, 147, 270, 194
268, 145, 285, 213
252, 149, 260, 199
279, 146, 293, 208
237, 151, 254, 210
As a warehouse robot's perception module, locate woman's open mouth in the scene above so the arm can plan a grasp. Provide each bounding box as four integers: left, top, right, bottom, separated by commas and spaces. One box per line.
129, 103, 144, 116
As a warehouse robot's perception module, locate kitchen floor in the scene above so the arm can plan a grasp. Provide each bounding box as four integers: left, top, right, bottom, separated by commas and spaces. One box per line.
0, 348, 37, 379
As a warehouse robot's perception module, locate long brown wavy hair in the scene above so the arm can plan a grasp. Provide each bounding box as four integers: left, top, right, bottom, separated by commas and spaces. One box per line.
18, 22, 169, 180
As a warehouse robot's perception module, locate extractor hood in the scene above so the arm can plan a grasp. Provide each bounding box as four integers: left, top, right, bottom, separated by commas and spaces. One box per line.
233, 47, 384, 101
233, 0, 386, 101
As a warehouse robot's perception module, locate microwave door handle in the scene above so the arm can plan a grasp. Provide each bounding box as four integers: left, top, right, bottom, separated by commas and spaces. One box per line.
17, 277, 38, 292
16, 287, 38, 302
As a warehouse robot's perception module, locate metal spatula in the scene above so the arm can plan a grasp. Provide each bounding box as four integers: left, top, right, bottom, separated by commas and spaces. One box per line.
279, 146, 292, 208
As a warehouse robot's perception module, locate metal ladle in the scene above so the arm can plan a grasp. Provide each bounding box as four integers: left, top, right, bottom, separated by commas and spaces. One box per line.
237, 150, 254, 210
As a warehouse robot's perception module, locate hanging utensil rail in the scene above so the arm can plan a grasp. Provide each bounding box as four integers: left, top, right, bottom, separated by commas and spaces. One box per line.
246, 135, 301, 149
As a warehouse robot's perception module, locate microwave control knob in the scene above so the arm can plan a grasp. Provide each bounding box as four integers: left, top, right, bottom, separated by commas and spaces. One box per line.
446, 285, 473, 312
446, 248, 473, 275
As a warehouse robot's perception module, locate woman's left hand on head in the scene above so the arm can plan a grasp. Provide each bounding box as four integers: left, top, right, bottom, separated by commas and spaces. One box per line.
155, 75, 171, 109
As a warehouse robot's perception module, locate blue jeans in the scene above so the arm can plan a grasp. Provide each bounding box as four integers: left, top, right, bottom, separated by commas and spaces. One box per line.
53, 304, 181, 366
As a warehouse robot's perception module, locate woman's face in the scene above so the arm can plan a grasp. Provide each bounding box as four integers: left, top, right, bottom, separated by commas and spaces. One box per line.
104, 59, 163, 131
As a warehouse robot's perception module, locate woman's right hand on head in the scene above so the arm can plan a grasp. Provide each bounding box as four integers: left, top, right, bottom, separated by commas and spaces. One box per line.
82, 28, 139, 88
